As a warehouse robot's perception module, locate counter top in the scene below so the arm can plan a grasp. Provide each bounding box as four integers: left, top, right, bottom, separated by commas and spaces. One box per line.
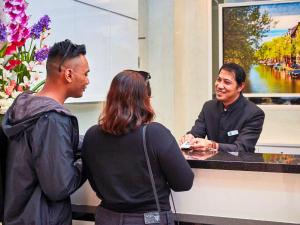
184, 150, 300, 173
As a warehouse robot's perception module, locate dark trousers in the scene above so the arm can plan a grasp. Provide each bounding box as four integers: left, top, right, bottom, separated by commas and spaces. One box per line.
95, 206, 175, 225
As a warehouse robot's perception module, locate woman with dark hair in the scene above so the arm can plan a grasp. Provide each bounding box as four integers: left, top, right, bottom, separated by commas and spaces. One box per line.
82, 70, 194, 225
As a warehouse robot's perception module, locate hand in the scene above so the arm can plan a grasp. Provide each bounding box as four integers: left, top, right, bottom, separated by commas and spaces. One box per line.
179, 133, 195, 145
190, 138, 218, 152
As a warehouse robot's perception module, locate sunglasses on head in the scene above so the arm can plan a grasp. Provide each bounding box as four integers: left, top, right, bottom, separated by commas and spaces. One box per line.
138, 71, 151, 81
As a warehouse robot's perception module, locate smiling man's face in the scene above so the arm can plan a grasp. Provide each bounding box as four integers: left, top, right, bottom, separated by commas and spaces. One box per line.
215, 69, 244, 107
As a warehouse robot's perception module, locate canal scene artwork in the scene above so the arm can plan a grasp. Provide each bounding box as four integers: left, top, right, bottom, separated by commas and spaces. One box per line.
220, 1, 300, 96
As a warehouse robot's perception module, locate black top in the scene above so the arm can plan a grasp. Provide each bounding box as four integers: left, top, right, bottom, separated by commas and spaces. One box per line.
189, 95, 265, 152
82, 122, 194, 213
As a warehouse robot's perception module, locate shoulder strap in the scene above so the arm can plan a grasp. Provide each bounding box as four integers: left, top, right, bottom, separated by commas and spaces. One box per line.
142, 125, 161, 214
143, 125, 179, 225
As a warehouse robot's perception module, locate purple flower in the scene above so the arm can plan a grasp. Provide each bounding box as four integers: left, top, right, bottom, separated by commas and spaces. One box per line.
34, 46, 49, 62
30, 23, 42, 39
30, 15, 51, 39
0, 23, 7, 42
39, 15, 51, 30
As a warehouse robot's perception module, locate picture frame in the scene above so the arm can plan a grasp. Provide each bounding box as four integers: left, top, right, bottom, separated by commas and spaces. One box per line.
218, 0, 300, 104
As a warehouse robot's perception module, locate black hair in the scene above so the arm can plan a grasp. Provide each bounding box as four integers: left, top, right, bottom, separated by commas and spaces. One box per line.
46, 39, 86, 73
219, 63, 246, 86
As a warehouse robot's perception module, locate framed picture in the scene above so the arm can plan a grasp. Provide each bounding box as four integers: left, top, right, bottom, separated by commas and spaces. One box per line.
218, 0, 300, 103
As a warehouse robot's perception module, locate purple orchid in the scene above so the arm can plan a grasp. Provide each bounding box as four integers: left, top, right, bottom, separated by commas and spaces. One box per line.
30, 15, 51, 39
34, 46, 49, 62
0, 23, 7, 42
30, 23, 42, 39
39, 15, 51, 30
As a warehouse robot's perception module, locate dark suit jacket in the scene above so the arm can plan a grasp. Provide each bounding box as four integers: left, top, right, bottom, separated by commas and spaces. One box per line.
0, 125, 7, 221
189, 95, 265, 152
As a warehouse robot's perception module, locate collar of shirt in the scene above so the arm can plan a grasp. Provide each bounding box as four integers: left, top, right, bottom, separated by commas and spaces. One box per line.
221, 94, 244, 112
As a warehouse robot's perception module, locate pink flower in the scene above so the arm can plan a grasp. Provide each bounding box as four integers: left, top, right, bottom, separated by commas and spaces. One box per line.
10, 80, 17, 88
16, 85, 23, 92
4, 1, 13, 11
24, 82, 30, 89
8, 11, 27, 23
7, 0, 25, 6
8, 24, 29, 42
4, 0, 27, 21
15, 13, 29, 25
4, 0, 27, 11
5, 85, 14, 96
8, 23, 17, 31
4, 0, 29, 41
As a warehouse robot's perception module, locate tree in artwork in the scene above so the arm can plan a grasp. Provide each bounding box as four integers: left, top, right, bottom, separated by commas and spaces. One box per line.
223, 5, 272, 71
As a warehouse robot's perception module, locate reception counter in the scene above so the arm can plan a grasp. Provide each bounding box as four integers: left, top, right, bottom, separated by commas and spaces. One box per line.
184, 150, 300, 173
171, 150, 300, 225
72, 150, 300, 225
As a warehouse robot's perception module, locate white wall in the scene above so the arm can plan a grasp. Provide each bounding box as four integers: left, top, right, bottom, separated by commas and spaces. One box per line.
27, 0, 138, 102
141, 0, 176, 130
259, 105, 300, 145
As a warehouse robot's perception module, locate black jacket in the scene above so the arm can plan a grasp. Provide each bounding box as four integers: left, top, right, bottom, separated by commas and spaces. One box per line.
2, 92, 85, 225
0, 125, 7, 221
189, 95, 265, 152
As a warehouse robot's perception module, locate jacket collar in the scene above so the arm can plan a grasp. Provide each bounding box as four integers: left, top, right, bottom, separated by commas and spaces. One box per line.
217, 94, 245, 112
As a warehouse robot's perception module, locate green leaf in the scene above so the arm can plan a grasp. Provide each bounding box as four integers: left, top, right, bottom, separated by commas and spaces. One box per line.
0, 43, 8, 57
30, 79, 45, 92
29, 46, 36, 61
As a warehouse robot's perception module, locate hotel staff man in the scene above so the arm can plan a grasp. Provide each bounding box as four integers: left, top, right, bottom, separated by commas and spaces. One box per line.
180, 63, 265, 153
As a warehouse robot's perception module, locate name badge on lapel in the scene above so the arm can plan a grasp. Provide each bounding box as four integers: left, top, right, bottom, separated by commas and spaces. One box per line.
227, 130, 239, 136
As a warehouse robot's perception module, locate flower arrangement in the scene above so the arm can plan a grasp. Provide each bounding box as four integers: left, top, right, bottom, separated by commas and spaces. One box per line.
0, 0, 51, 114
